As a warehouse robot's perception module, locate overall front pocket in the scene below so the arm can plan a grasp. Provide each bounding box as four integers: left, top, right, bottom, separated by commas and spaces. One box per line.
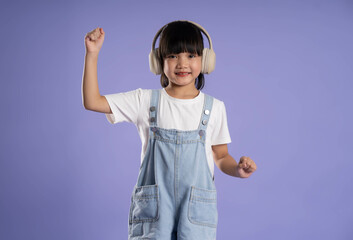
129, 184, 159, 224
188, 186, 218, 228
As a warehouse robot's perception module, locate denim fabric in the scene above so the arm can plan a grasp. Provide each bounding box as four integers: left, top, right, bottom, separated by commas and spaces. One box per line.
128, 89, 217, 240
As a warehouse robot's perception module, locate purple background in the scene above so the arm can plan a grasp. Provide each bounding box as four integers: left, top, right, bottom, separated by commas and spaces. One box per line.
1, 0, 352, 239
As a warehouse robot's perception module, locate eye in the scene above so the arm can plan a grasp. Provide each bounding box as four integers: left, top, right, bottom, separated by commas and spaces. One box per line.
189, 54, 197, 58
167, 55, 177, 59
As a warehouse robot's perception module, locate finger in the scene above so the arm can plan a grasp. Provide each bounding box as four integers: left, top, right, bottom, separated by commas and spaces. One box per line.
85, 35, 92, 41
86, 31, 94, 40
85, 32, 93, 38
245, 166, 255, 172
93, 28, 104, 39
88, 29, 97, 35
239, 156, 251, 164
98, 28, 104, 39
87, 28, 99, 39
238, 162, 248, 169
239, 156, 247, 162
240, 159, 249, 166
246, 163, 257, 172
90, 32, 99, 41
92, 30, 99, 38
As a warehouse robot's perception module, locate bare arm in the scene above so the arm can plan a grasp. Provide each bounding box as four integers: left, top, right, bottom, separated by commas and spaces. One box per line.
81, 27, 111, 113
212, 144, 238, 177
212, 144, 257, 178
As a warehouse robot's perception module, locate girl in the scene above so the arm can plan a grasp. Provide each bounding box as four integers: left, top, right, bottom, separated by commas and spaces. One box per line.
82, 20, 257, 240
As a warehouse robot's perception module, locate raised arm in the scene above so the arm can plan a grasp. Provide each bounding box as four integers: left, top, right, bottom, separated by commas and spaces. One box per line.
81, 27, 111, 113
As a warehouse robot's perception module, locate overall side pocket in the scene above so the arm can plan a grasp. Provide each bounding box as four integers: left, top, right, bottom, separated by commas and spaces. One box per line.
188, 186, 218, 228
129, 184, 159, 224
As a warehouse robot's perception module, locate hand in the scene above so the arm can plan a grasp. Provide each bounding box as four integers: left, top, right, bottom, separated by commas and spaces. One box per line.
84, 27, 105, 54
235, 156, 257, 178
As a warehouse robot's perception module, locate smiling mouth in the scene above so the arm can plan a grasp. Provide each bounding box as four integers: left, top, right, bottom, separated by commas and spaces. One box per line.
176, 72, 191, 76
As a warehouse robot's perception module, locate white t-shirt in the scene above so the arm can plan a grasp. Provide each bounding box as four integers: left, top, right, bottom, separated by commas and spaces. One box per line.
104, 88, 231, 178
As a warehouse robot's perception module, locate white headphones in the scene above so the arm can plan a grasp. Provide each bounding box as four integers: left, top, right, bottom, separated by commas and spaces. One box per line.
149, 20, 216, 75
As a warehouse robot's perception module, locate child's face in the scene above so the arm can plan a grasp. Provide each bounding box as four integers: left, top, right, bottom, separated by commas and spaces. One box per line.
163, 52, 202, 88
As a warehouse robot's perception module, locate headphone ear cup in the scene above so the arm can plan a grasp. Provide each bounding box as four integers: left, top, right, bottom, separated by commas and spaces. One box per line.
149, 48, 162, 75
201, 48, 216, 74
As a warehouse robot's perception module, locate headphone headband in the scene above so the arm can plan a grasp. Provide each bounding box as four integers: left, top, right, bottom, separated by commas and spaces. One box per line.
151, 20, 214, 54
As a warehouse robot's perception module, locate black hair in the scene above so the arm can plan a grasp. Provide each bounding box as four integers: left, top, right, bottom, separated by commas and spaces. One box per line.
157, 21, 205, 90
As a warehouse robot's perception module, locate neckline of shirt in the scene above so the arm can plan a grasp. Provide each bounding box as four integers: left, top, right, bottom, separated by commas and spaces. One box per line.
161, 88, 203, 104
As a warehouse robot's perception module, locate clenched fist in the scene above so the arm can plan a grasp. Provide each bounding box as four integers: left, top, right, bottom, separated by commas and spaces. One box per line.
84, 27, 105, 54
236, 156, 257, 178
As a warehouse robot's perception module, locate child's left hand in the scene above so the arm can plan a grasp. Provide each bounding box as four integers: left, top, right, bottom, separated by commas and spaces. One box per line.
235, 156, 257, 178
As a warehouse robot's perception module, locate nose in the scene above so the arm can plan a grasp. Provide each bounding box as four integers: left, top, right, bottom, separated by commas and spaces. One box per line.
177, 55, 188, 68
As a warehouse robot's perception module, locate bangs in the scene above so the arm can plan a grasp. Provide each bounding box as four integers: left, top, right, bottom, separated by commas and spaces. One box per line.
158, 21, 204, 58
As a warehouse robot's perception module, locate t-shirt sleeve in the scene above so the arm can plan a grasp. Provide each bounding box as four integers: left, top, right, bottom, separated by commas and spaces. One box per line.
103, 88, 143, 125
211, 101, 232, 145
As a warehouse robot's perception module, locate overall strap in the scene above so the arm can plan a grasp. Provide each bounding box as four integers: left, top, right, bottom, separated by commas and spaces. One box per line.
198, 93, 214, 133
149, 89, 160, 127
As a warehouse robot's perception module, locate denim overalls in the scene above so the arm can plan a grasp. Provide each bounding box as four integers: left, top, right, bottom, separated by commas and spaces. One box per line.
128, 89, 218, 240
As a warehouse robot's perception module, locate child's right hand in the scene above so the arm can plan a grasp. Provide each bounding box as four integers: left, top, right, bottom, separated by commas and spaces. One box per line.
84, 27, 105, 54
